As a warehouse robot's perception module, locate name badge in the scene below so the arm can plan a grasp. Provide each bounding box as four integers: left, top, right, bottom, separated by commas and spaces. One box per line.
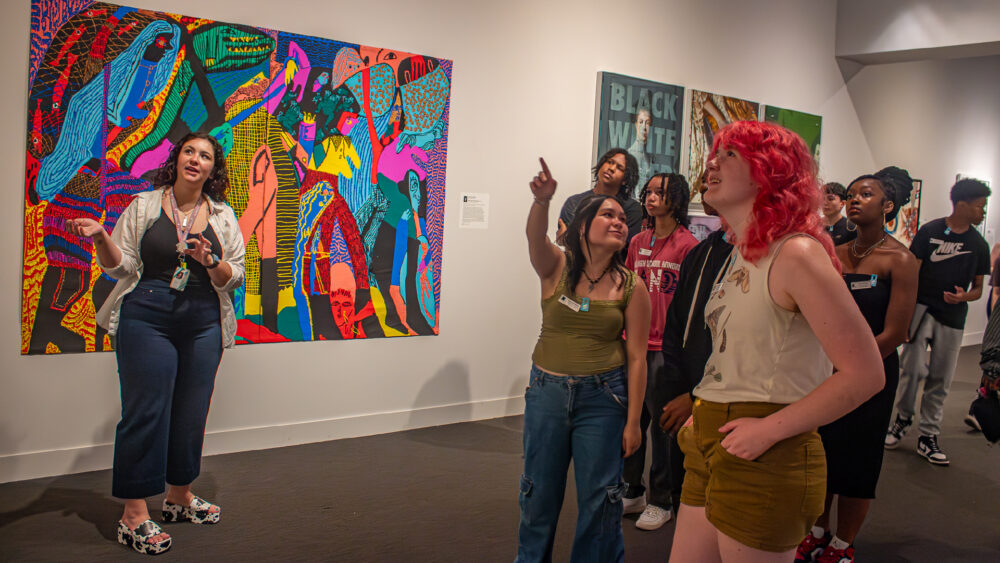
850, 274, 878, 291
638, 248, 652, 256
558, 294, 582, 312
170, 265, 190, 291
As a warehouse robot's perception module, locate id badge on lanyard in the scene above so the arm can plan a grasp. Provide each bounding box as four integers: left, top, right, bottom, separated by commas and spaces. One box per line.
168, 189, 203, 292
170, 263, 190, 291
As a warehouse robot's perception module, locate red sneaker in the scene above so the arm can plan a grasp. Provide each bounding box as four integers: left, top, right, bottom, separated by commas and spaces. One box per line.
817, 543, 855, 563
794, 532, 831, 563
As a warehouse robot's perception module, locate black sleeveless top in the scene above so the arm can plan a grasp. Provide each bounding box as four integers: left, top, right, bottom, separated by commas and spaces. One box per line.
139, 213, 222, 291
844, 273, 891, 337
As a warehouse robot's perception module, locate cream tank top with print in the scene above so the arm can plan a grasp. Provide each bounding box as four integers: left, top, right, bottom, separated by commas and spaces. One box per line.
693, 234, 833, 404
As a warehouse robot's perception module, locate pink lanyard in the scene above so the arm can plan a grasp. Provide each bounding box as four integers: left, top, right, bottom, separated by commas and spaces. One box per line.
169, 188, 204, 260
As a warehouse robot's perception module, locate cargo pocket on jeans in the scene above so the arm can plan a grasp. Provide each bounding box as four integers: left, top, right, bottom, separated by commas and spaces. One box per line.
602, 481, 626, 534
519, 474, 535, 524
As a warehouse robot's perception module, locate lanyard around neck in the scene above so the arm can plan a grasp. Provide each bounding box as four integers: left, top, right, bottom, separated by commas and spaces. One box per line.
169, 188, 204, 257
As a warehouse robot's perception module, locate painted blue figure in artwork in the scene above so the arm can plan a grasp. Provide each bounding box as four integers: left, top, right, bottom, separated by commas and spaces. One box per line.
35, 18, 178, 201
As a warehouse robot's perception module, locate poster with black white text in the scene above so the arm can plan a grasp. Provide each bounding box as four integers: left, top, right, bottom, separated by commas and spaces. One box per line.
594, 72, 684, 200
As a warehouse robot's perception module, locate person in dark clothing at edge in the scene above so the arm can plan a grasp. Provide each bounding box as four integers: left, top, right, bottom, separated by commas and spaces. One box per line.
821, 182, 857, 246
652, 180, 734, 504
557, 149, 643, 251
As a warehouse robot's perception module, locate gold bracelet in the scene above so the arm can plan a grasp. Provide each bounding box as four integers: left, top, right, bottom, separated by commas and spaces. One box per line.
534, 197, 550, 206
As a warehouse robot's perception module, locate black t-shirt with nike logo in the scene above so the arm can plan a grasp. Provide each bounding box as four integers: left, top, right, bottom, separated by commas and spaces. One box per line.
911, 217, 990, 329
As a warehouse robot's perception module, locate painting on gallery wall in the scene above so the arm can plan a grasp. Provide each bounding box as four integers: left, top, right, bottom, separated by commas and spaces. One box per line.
687, 90, 759, 204
593, 72, 684, 200
762, 105, 822, 164
22, 0, 452, 354
887, 179, 922, 247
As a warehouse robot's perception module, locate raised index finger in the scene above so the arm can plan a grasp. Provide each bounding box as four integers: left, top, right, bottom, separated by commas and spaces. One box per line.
538, 158, 552, 180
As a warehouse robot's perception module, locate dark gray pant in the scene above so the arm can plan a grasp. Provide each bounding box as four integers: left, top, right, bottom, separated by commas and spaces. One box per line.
622, 351, 681, 508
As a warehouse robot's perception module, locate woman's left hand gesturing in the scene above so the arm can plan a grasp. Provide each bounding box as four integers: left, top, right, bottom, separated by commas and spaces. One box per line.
185, 233, 215, 266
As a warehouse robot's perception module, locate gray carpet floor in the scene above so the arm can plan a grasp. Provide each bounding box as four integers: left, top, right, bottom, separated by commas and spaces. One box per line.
1, 346, 998, 562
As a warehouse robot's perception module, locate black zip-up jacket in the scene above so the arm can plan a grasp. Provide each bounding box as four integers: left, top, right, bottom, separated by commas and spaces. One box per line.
652, 229, 734, 411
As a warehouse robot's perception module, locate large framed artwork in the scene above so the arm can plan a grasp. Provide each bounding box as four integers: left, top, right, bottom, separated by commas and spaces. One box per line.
593, 72, 684, 200
887, 179, 922, 247
762, 105, 822, 164
687, 90, 759, 204
23, 0, 452, 354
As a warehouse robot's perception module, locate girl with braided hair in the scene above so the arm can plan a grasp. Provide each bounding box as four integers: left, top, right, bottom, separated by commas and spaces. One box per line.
796, 166, 919, 563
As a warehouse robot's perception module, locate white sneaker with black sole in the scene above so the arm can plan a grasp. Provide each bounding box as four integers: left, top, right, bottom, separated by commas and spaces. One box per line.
884, 414, 912, 449
635, 505, 672, 530
965, 405, 983, 432
917, 434, 950, 466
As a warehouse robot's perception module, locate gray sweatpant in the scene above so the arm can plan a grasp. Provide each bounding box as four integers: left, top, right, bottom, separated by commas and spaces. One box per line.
896, 304, 965, 437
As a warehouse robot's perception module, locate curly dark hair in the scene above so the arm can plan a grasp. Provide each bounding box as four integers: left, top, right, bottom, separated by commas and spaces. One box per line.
564, 194, 629, 294
847, 166, 913, 221
823, 182, 847, 201
591, 148, 638, 200
638, 173, 690, 229
153, 132, 230, 202
951, 177, 991, 204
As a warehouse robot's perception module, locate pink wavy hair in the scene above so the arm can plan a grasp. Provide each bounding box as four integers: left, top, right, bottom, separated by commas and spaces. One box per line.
711, 121, 839, 271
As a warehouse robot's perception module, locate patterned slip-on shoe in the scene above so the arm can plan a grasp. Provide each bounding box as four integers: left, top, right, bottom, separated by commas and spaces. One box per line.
117, 519, 172, 555
162, 495, 221, 524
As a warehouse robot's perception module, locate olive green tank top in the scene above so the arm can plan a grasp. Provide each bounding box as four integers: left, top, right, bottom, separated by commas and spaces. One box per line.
531, 260, 637, 375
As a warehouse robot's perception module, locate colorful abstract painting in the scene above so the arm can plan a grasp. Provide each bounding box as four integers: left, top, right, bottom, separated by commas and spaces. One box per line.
22, 0, 451, 354
687, 90, 759, 205
887, 179, 921, 247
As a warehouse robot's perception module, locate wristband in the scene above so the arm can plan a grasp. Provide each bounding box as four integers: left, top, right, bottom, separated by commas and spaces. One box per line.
205, 253, 221, 269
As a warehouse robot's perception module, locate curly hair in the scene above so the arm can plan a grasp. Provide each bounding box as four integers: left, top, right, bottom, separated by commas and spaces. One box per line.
153, 132, 230, 202
591, 148, 639, 200
564, 194, 629, 293
710, 121, 837, 268
639, 173, 690, 229
823, 182, 847, 201
951, 178, 991, 204
847, 166, 913, 221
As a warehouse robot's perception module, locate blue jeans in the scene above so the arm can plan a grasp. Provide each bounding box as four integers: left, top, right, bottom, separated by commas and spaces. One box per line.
516, 365, 628, 563
112, 279, 223, 499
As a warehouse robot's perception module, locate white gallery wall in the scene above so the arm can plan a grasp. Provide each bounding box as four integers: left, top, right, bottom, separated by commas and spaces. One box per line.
837, 0, 1000, 60
846, 54, 1000, 343
0, 0, 876, 483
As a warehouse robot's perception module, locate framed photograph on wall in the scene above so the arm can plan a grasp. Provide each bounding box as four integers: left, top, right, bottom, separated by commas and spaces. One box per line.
593, 72, 684, 200
762, 105, 822, 165
687, 90, 759, 204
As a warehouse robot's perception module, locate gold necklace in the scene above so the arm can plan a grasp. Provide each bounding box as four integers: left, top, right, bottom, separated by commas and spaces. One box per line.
851, 234, 887, 259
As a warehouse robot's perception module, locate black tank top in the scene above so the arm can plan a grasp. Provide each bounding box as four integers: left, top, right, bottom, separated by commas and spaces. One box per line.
140, 213, 223, 291
844, 273, 891, 335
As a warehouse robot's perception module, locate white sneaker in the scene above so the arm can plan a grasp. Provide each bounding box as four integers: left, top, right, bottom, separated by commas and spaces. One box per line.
622, 495, 646, 515
635, 504, 672, 530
